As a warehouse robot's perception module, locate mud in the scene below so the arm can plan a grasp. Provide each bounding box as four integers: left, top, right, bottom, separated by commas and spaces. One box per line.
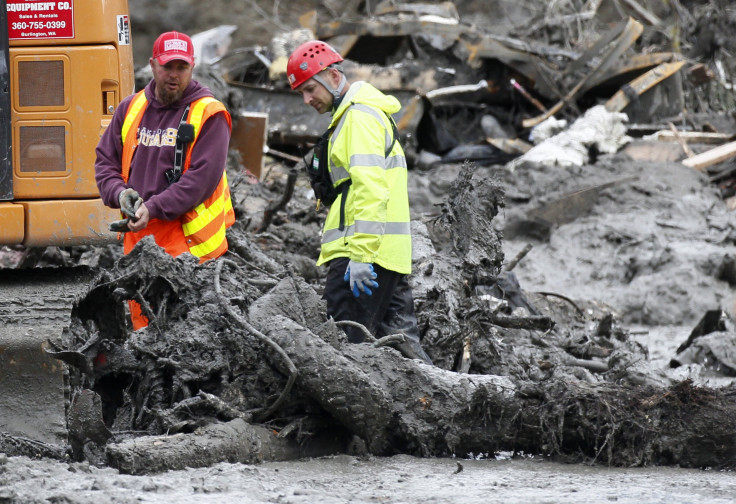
2, 452, 736, 504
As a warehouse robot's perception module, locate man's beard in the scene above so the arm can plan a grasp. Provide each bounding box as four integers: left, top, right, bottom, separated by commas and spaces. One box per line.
159, 87, 184, 106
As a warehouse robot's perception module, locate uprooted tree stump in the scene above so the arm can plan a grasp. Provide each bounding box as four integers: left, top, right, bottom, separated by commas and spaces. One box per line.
57, 231, 736, 474
54, 162, 736, 473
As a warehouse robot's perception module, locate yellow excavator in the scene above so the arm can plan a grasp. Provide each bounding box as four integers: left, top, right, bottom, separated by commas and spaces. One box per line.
0, 0, 134, 455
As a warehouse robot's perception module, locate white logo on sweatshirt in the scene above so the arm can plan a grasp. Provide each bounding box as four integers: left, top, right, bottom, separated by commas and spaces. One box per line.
139, 127, 177, 148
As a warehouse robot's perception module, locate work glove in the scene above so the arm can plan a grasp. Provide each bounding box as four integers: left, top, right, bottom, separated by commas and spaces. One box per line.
108, 219, 131, 232
344, 261, 379, 298
111, 188, 143, 232
118, 188, 143, 220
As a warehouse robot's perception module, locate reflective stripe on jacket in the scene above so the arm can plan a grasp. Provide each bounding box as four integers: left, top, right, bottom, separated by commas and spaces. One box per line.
121, 91, 234, 262
317, 82, 412, 274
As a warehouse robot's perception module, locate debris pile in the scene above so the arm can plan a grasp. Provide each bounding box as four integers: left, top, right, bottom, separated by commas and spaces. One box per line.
45, 155, 736, 474
185, 0, 736, 211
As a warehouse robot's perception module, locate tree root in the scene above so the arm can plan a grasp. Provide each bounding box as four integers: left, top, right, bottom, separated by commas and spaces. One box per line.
214, 259, 297, 421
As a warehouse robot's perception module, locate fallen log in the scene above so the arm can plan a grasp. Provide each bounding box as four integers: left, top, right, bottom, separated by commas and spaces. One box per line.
264, 314, 736, 468
106, 417, 349, 475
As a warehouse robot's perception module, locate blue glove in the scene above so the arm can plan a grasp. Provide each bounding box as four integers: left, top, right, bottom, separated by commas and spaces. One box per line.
344, 261, 379, 297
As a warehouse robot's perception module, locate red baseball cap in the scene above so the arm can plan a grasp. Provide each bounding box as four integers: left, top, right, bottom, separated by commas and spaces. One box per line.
152, 31, 194, 65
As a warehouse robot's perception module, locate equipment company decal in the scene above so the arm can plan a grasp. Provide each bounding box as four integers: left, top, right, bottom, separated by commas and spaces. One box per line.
117, 15, 130, 45
7, 1, 75, 40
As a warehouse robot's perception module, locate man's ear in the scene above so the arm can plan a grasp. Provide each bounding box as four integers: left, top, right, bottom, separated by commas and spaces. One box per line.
328, 67, 342, 86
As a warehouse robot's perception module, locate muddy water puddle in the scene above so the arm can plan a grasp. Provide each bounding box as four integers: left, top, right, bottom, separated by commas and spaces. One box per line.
3, 453, 735, 503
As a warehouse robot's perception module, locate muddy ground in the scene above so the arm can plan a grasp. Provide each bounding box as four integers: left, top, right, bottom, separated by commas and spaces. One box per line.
3, 453, 736, 504
3, 0, 736, 502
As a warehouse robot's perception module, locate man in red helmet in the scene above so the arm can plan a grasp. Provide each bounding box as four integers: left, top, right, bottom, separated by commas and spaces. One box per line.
95, 31, 234, 329
287, 40, 432, 364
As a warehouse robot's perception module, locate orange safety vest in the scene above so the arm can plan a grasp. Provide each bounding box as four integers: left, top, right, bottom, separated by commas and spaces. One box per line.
120, 90, 235, 262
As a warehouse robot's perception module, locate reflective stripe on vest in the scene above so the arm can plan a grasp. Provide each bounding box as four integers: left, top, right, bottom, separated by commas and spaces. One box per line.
120, 93, 234, 262
121, 91, 148, 181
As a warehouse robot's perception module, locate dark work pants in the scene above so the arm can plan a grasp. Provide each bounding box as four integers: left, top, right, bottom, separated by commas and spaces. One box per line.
324, 257, 432, 364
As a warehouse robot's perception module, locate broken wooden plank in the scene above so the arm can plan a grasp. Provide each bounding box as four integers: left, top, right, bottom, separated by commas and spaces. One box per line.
230, 112, 268, 180
564, 17, 631, 77
425, 79, 491, 100
329, 34, 360, 58
583, 52, 677, 93
668, 122, 695, 158
682, 140, 736, 172
317, 16, 468, 41
312, 12, 574, 100
623, 140, 684, 162
510, 78, 547, 113
619, 0, 663, 26
374, 1, 460, 19
486, 137, 532, 155
315, 14, 576, 63
649, 130, 733, 144
604, 60, 686, 113
523, 17, 644, 128
394, 94, 424, 134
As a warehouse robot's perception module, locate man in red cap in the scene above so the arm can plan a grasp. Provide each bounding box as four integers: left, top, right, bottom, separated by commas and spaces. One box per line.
95, 31, 235, 329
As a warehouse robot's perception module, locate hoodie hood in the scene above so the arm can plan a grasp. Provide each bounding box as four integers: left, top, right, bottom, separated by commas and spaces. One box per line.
330, 81, 401, 128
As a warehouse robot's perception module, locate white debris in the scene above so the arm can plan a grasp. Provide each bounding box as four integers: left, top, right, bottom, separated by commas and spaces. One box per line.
529, 116, 568, 144
191, 25, 238, 65
511, 105, 631, 170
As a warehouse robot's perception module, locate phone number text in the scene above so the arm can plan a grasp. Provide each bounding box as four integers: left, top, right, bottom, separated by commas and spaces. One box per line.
11, 21, 66, 30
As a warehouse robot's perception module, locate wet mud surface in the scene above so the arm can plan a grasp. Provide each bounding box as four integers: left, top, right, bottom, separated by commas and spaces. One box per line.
3, 453, 736, 504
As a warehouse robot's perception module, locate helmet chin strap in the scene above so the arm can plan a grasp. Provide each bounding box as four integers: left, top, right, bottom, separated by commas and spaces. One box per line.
313, 69, 347, 111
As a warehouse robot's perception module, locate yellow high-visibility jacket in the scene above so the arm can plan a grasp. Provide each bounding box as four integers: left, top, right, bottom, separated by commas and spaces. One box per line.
317, 81, 412, 274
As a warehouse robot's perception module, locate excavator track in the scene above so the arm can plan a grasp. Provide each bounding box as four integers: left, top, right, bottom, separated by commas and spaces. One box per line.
0, 266, 94, 455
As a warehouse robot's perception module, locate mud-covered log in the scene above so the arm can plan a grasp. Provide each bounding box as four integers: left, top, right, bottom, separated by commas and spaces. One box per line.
263, 315, 518, 456
265, 314, 736, 468
106, 418, 349, 475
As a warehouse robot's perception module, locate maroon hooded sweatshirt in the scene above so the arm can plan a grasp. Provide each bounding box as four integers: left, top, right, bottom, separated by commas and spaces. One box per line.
95, 78, 230, 222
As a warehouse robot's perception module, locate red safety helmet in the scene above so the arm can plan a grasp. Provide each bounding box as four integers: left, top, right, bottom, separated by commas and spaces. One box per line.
287, 40, 343, 90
